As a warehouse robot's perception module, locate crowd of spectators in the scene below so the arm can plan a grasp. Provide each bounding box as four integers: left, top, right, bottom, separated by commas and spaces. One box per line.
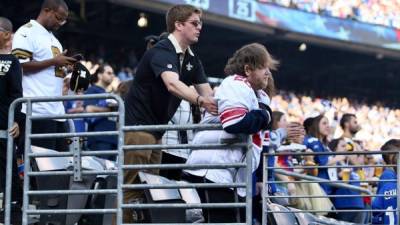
3, 0, 400, 223
260, 0, 400, 29
271, 90, 400, 150
65, 67, 400, 153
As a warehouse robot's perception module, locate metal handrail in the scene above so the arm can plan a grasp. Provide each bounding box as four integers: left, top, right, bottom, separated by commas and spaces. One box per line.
274, 169, 372, 195
262, 149, 400, 225
6, 94, 254, 225
5, 94, 125, 225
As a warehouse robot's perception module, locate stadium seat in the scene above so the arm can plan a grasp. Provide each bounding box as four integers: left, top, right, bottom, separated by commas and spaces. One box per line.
79, 175, 117, 225
266, 203, 299, 225
138, 172, 186, 223
31, 146, 114, 225
288, 207, 318, 225
177, 180, 204, 223
31, 146, 76, 225
288, 207, 357, 225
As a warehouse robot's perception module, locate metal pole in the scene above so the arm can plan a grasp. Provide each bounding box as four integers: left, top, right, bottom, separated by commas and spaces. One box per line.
4, 97, 18, 225
117, 95, 125, 225
274, 169, 372, 195
22, 100, 32, 225
245, 136, 253, 225
396, 151, 400, 224
262, 152, 267, 225
68, 119, 82, 182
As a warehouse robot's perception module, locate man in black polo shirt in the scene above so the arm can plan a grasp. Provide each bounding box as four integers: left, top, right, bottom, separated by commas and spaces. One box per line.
122, 4, 217, 223
0, 17, 23, 224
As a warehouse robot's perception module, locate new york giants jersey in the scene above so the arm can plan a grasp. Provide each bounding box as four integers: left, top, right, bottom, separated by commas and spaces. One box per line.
185, 75, 271, 196
372, 168, 397, 225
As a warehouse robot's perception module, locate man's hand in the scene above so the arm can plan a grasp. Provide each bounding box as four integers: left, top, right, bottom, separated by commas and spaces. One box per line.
81, 60, 99, 74
9, 122, 20, 138
286, 122, 305, 144
52, 50, 77, 67
199, 96, 218, 115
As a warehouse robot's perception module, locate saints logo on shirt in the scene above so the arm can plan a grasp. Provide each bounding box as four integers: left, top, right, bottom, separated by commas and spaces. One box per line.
51, 46, 64, 78
0, 60, 12, 76
186, 62, 193, 71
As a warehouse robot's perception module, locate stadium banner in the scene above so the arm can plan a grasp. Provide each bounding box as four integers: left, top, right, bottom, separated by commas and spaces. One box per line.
155, 0, 400, 51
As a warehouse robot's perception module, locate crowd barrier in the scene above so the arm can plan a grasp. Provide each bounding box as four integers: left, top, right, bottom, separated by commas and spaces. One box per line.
262, 147, 400, 225
5, 94, 254, 225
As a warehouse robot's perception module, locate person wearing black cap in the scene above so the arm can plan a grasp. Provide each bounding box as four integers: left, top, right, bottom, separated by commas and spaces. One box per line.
0, 16, 23, 225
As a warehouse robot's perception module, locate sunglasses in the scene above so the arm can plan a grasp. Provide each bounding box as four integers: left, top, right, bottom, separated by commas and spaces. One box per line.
52, 10, 67, 25
186, 20, 203, 28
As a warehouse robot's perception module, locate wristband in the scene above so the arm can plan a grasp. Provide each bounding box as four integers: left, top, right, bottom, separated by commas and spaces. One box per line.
196, 95, 203, 107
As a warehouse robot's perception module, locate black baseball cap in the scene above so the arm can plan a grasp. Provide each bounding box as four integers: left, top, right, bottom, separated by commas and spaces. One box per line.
70, 62, 91, 92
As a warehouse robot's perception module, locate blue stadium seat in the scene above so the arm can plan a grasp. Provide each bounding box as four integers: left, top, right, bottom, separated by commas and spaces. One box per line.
288, 207, 318, 225
266, 203, 299, 225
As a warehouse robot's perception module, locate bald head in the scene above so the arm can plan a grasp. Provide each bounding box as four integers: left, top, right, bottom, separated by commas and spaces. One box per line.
0, 17, 12, 32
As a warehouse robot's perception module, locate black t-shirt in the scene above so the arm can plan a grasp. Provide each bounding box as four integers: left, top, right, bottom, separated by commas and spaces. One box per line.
125, 38, 207, 139
0, 54, 23, 130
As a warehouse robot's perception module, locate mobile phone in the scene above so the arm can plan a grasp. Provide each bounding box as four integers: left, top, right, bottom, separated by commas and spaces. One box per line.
71, 54, 84, 61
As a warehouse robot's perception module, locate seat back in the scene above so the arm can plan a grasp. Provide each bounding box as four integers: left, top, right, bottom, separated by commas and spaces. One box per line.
139, 172, 186, 223
267, 203, 299, 225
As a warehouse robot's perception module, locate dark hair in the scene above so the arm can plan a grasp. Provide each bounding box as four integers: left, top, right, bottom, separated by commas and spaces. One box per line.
166, 4, 202, 33
308, 114, 328, 145
303, 117, 315, 134
41, 0, 68, 10
91, 64, 110, 84
328, 138, 344, 152
340, 113, 356, 130
145, 32, 168, 50
224, 43, 279, 76
381, 139, 400, 165
271, 111, 284, 130
116, 80, 133, 99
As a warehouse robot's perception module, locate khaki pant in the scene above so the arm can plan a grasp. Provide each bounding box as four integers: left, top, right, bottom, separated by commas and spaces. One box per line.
113, 131, 162, 224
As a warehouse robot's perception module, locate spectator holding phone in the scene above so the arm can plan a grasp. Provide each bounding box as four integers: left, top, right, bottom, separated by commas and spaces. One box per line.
11, 0, 76, 151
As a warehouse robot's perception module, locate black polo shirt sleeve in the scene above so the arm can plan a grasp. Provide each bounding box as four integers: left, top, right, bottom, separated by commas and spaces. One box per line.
192, 59, 208, 84
150, 50, 179, 78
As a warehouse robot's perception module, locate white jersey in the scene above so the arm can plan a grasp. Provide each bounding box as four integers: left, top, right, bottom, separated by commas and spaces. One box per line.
162, 100, 193, 159
185, 75, 269, 197
12, 20, 65, 116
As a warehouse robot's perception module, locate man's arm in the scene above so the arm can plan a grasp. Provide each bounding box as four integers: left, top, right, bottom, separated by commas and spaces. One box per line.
194, 83, 213, 97
85, 105, 111, 113
161, 71, 217, 114
21, 50, 76, 74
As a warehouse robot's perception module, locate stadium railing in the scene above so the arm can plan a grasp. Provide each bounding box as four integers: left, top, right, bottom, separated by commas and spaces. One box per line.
5, 94, 124, 225
262, 148, 400, 225
5, 94, 255, 225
